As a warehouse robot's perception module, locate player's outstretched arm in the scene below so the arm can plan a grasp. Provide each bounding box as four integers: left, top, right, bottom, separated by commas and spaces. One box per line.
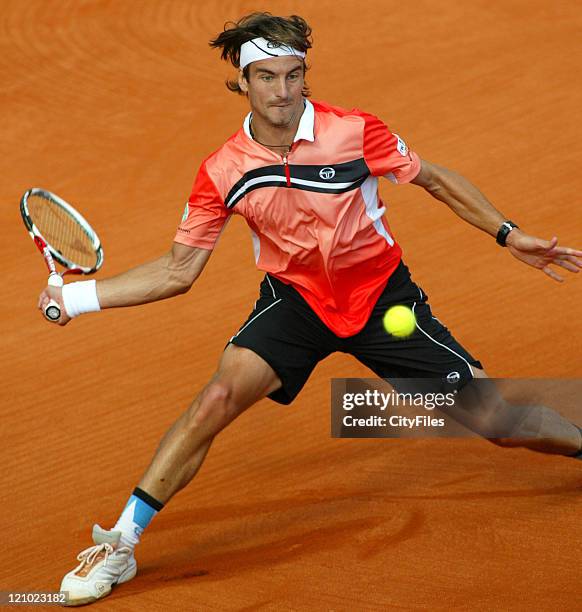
411, 159, 582, 282
96, 243, 211, 308
38, 243, 211, 325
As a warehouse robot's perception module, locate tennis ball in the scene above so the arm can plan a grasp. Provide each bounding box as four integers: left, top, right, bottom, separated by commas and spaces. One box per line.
383, 305, 416, 338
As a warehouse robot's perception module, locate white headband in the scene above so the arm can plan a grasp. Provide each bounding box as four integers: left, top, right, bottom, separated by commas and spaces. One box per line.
239, 37, 306, 70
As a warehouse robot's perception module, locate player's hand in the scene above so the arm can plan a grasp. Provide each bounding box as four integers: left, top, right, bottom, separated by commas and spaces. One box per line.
506, 230, 582, 282
38, 286, 71, 325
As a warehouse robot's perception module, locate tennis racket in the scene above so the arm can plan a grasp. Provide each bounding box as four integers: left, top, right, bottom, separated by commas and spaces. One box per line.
20, 188, 104, 321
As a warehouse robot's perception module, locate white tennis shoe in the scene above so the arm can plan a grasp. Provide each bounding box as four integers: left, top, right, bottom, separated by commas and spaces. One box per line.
60, 525, 136, 606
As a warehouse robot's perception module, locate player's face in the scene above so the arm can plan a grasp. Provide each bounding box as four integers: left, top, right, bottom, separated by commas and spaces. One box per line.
240, 56, 305, 129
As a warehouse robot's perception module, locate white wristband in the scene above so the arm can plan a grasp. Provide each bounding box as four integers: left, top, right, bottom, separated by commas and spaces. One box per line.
61, 280, 101, 318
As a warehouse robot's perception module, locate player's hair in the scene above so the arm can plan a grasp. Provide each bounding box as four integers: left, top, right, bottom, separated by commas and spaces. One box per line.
209, 12, 312, 96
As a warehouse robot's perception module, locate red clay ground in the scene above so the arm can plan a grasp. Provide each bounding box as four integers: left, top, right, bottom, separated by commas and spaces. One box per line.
1, 1, 581, 610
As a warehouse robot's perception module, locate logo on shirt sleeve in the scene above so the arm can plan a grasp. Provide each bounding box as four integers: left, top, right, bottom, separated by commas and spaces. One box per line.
181, 202, 190, 222
394, 134, 408, 157
319, 167, 336, 180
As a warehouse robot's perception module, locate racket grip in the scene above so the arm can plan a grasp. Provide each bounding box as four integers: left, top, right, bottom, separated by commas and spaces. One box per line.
45, 272, 63, 321
44, 300, 61, 321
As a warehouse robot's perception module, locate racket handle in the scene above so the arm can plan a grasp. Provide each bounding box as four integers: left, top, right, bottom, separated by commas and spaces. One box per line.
44, 300, 61, 321
45, 272, 64, 321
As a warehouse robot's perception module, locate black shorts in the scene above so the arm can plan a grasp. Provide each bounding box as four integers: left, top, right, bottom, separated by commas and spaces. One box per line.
229, 261, 482, 405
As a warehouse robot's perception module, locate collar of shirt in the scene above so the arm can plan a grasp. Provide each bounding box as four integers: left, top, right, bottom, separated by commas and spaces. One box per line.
243, 98, 315, 144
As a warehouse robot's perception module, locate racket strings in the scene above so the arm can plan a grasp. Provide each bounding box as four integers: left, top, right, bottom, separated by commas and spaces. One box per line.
28, 194, 97, 268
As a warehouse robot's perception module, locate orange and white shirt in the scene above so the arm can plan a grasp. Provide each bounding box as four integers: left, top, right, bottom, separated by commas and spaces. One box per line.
175, 99, 421, 337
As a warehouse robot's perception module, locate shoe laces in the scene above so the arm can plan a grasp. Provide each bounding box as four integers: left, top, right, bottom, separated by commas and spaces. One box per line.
76, 542, 114, 571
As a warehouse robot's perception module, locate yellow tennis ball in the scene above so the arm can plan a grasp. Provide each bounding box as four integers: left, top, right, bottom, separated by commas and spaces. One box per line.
383, 305, 416, 338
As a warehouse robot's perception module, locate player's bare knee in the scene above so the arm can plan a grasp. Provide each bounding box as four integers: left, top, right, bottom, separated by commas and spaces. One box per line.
189, 380, 236, 432
204, 379, 231, 402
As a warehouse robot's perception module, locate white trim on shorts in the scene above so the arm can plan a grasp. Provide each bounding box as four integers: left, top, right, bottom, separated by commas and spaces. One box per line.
266, 274, 277, 299
230, 297, 282, 341
411, 288, 475, 379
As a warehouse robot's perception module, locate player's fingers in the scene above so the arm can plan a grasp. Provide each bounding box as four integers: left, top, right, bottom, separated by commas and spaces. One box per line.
56, 309, 71, 326
555, 260, 580, 273
38, 294, 49, 311
542, 265, 564, 282
551, 253, 582, 267
550, 246, 582, 257
38, 293, 62, 323
560, 246, 582, 257
566, 255, 582, 267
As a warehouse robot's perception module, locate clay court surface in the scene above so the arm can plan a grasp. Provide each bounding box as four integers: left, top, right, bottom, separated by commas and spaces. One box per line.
2, 1, 581, 609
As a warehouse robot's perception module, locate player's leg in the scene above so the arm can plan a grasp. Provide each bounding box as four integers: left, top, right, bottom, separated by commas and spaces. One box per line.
118, 273, 334, 554
59, 344, 280, 607
137, 343, 281, 504
459, 366, 582, 456
347, 261, 582, 458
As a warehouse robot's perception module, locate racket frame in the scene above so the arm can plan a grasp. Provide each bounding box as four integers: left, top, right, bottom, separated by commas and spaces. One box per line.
20, 187, 104, 274
21, 188, 104, 322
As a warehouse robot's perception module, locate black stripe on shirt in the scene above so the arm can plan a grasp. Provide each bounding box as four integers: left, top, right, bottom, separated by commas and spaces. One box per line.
225, 158, 370, 208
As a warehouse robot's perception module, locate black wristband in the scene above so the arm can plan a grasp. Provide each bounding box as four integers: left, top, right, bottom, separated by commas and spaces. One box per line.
496, 221, 519, 247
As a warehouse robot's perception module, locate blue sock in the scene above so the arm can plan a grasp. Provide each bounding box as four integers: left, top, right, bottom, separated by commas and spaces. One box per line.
113, 487, 164, 549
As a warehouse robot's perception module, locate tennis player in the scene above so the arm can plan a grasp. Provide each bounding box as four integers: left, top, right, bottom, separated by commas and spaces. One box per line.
38, 13, 582, 606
